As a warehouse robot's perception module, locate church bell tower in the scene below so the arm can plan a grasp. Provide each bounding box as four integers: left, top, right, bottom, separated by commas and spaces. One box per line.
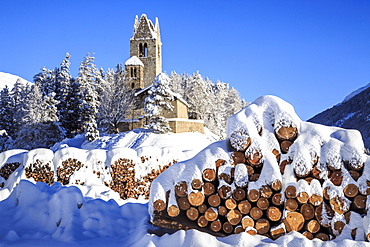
126, 14, 162, 89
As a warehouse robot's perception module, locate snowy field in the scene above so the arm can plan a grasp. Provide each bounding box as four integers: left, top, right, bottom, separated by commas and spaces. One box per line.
1, 96, 370, 246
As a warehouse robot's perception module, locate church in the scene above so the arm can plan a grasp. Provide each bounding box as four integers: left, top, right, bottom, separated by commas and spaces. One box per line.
118, 14, 204, 134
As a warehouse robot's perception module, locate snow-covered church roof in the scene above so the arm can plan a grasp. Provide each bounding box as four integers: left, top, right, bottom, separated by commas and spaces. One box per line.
125, 56, 144, 67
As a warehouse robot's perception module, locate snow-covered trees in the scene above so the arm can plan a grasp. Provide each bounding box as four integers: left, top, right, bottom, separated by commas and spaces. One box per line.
144, 73, 174, 133
98, 65, 135, 133
0, 86, 14, 135
169, 71, 246, 139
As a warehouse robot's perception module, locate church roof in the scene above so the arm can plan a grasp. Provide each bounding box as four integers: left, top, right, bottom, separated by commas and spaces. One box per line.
131, 14, 160, 40
125, 56, 144, 67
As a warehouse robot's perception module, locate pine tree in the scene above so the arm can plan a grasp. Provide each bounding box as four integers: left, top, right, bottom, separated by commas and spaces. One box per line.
144, 72, 174, 133
0, 86, 14, 135
76, 54, 100, 141
11, 79, 28, 134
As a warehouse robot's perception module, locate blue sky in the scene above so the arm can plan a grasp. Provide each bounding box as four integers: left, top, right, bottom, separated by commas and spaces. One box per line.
1, 0, 370, 120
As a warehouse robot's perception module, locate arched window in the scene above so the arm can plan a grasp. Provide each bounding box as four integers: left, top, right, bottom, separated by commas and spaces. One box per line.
144, 43, 148, 57
130, 67, 134, 77
139, 43, 144, 57
134, 68, 137, 77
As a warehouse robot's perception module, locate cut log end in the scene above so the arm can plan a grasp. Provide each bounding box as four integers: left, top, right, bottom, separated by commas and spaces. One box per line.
154, 199, 166, 212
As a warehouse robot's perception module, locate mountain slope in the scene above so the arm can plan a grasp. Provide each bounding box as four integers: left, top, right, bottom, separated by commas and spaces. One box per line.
0, 72, 30, 89
309, 85, 370, 149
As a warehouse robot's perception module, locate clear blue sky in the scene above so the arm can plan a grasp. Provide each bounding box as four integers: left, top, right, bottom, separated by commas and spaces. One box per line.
1, 0, 370, 120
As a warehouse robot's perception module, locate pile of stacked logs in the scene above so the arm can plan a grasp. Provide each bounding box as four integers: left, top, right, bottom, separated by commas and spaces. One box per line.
0, 162, 21, 180
25, 159, 54, 185
57, 158, 84, 185
151, 126, 370, 241
0, 162, 21, 187
110, 157, 172, 200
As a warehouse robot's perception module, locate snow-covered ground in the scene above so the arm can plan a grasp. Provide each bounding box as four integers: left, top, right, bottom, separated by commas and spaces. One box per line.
0, 72, 30, 89
1, 96, 370, 246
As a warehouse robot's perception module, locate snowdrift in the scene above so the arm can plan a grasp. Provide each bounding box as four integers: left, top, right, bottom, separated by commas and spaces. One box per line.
149, 95, 370, 242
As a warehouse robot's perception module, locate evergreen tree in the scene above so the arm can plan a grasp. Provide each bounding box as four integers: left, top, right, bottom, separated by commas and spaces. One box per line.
76, 54, 100, 141
144, 73, 174, 133
0, 86, 14, 135
11, 79, 28, 134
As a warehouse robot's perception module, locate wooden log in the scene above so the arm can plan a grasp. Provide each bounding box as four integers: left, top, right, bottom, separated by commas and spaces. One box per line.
208, 194, 221, 207
245, 227, 257, 235
255, 218, 270, 234
333, 221, 345, 235
242, 216, 255, 229
285, 185, 296, 199
267, 206, 282, 222
285, 198, 298, 211
186, 207, 199, 221
257, 197, 270, 210
203, 182, 216, 196
270, 224, 286, 240
300, 203, 315, 220
302, 231, 314, 240
247, 189, 260, 202
349, 170, 360, 181
280, 140, 293, 154
203, 168, 216, 182
315, 203, 334, 227
198, 204, 207, 214
283, 212, 305, 232
353, 194, 367, 210
218, 205, 228, 216
178, 197, 191, 211
344, 184, 358, 198
250, 207, 263, 221
238, 200, 252, 214
330, 196, 349, 214
323, 187, 330, 201
232, 187, 246, 201
205, 207, 218, 222
230, 130, 251, 151
246, 165, 254, 175
234, 225, 244, 234
271, 193, 283, 206
271, 180, 282, 192
272, 149, 281, 162
246, 151, 263, 167
168, 205, 180, 217
218, 185, 232, 200
231, 151, 247, 164
222, 222, 233, 234
227, 209, 243, 225
309, 194, 323, 206
219, 173, 233, 184
311, 166, 322, 180
296, 192, 309, 204
197, 215, 208, 228
275, 126, 298, 141
249, 173, 260, 182
306, 219, 320, 233
188, 191, 205, 207
315, 233, 330, 241
210, 220, 222, 232
191, 179, 203, 190
215, 159, 226, 168
260, 185, 273, 198
154, 199, 166, 212
225, 198, 237, 210
175, 181, 188, 197
330, 170, 343, 186
279, 159, 291, 174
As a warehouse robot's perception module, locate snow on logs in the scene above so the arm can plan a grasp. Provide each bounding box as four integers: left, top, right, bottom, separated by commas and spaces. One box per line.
149, 95, 370, 241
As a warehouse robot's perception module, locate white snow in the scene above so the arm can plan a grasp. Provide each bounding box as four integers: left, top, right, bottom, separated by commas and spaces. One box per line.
343, 82, 370, 102
124, 56, 144, 67
0, 71, 31, 89
1, 95, 370, 246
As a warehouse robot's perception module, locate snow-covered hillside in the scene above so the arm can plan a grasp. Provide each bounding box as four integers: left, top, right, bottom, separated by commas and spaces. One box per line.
0, 72, 30, 89
1, 96, 370, 246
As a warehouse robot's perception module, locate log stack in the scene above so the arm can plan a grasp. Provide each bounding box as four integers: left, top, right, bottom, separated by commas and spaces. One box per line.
57, 158, 84, 185
0, 162, 21, 180
151, 125, 370, 241
25, 159, 54, 185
